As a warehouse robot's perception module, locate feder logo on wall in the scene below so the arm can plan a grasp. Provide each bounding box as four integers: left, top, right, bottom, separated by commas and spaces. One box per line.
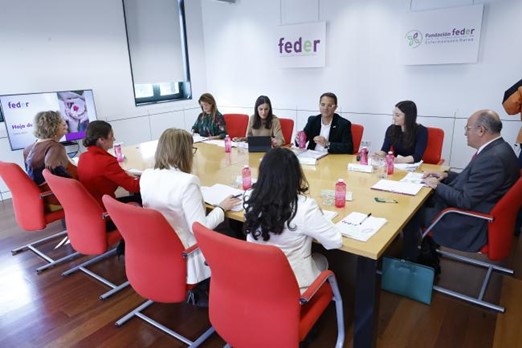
405, 26, 477, 48
275, 22, 326, 68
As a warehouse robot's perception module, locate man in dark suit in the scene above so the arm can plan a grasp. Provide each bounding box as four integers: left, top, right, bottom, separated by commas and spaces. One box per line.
403, 109, 519, 261
300, 92, 353, 154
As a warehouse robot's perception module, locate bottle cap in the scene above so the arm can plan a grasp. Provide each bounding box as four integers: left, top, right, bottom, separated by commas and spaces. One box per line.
337, 178, 344, 182
243, 165, 249, 168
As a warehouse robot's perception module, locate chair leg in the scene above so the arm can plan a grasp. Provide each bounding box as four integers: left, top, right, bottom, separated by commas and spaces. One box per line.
36, 251, 82, 273
62, 248, 128, 299
116, 299, 154, 326
432, 249, 513, 312
100, 281, 130, 300
11, 230, 68, 255
328, 275, 345, 348
62, 248, 117, 277
188, 326, 215, 348
116, 299, 215, 347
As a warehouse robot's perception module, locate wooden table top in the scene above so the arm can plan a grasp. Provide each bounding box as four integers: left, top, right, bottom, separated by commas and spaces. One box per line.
121, 141, 446, 260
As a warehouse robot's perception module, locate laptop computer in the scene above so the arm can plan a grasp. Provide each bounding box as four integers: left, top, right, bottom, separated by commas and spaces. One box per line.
247, 136, 272, 153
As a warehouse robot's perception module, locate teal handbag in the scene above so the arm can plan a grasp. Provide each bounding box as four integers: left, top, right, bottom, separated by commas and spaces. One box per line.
381, 257, 435, 305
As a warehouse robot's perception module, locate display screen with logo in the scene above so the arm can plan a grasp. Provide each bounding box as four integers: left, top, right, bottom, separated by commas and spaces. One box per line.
0, 89, 98, 150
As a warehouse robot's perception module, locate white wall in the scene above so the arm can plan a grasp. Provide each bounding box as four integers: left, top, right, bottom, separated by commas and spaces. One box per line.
0, 0, 207, 198
1, 0, 520, 198
201, 0, 521, 168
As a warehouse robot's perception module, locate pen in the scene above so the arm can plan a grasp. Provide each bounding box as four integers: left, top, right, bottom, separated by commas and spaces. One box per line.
359, 213, 372, 225
232, 193, 242, 198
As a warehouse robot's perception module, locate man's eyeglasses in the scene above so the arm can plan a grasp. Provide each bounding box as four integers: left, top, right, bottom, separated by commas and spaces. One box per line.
192, 147, 198, 154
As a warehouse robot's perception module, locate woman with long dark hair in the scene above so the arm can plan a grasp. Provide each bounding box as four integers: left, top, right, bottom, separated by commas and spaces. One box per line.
243, 148, 342, 291
378, 100, 428, 163
233, 95, 284, 147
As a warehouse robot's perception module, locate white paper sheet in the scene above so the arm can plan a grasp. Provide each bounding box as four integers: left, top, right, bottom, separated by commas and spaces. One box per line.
201, 184, 244, 212
371, 179, 423, 196
336, 212, 387, 242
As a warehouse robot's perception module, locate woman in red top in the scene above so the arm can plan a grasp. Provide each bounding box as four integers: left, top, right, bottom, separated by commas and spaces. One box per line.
78, 120, 140, 209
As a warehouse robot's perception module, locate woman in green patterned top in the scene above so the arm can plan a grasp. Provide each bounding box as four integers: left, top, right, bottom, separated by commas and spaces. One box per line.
192, 93, 227, 139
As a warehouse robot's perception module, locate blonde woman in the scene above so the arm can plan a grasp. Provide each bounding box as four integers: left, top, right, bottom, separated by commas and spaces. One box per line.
191, 93, 227, 139
140, 128, 240, 285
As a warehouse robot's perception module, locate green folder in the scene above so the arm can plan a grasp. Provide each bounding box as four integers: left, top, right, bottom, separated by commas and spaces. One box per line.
381, 257, 435, 305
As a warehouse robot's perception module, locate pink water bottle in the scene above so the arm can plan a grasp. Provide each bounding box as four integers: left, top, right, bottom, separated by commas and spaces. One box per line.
242, 165, 252, 190
224, 134, 232, 153
297, 131, 307, 149
360, 146, 369, 165
114, 143, 124, 163
386, 151, 395, 175
335, 178, 346, 208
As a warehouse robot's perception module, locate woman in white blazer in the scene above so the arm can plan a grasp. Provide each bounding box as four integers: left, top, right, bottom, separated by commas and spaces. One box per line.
140, 128, 240, 284
243, 148, 343, 292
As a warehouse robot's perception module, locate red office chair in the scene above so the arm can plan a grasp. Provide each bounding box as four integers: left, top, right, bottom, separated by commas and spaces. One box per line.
223, 113, 249, 139
351, 123, 364, 154
279, 118, 294, 146
43, 170, 129, 300
103, 196, 214, 346
422, 175, 522, 312
0, 161, 80, 273
193, 222, 345, 348
422, 127, 445, 164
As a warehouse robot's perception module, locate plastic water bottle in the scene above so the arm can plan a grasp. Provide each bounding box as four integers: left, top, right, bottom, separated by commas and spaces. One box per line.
386, 151, 395, 176
242, 165, 252, 190
297, 131, 307, 149
224, 134, 232, 153
114, 143, 124, 163
360, 146, 369, 165
335, 178, 346, 208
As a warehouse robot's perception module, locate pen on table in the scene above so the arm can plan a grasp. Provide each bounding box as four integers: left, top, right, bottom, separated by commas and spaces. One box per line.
359, 213, 372, 225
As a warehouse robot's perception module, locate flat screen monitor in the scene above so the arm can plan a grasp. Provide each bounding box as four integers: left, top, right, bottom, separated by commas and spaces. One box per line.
0, 89, 98, 150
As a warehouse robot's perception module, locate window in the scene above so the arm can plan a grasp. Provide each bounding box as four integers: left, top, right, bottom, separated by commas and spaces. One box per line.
123, 0, 191, 105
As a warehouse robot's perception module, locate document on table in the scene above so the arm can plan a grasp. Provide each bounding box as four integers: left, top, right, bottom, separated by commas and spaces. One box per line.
400, 172, 425, 185
292, 149, 328, 165
371, 179, 423, 196
201, 184, 244, 212
322, 210, 338, 221
336, 212, 387, 242
394, 160, 423, 171
193, 134, 208, 143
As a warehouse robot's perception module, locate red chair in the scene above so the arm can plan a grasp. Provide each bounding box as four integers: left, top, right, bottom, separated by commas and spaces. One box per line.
0, 161, 80, 273
422, 127, 445, 164
223, 113, 249, 138
193, 222, 345, 348
422, 175, 522, 312
279, 118, 294, 146
351, 123, 364, 154
103, 195, 215, 346
43, 169, 129, 300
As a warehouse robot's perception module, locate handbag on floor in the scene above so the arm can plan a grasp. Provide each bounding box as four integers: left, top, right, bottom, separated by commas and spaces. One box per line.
381, 257, 435, 304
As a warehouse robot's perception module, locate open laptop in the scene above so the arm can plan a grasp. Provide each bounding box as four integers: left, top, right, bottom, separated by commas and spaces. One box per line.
247, 136, 272, 153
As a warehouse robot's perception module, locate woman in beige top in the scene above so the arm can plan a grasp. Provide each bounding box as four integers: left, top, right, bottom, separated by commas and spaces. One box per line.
233, 95, 284, 147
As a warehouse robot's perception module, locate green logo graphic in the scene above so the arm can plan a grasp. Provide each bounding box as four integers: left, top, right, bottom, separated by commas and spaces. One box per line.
405, 30, 423, 48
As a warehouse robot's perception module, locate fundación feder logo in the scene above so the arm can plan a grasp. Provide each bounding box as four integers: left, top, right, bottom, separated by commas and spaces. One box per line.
405, 30, 423, 48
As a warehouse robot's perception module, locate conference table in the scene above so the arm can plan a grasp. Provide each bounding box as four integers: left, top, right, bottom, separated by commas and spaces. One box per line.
121, 139, 442, 348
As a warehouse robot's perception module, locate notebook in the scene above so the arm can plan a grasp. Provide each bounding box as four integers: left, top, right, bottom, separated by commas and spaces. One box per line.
371, 179, 424, 196
247, 136, 272, 152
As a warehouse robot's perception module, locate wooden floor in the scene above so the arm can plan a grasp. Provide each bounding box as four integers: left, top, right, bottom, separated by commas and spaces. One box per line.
1, 198, 521, 348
